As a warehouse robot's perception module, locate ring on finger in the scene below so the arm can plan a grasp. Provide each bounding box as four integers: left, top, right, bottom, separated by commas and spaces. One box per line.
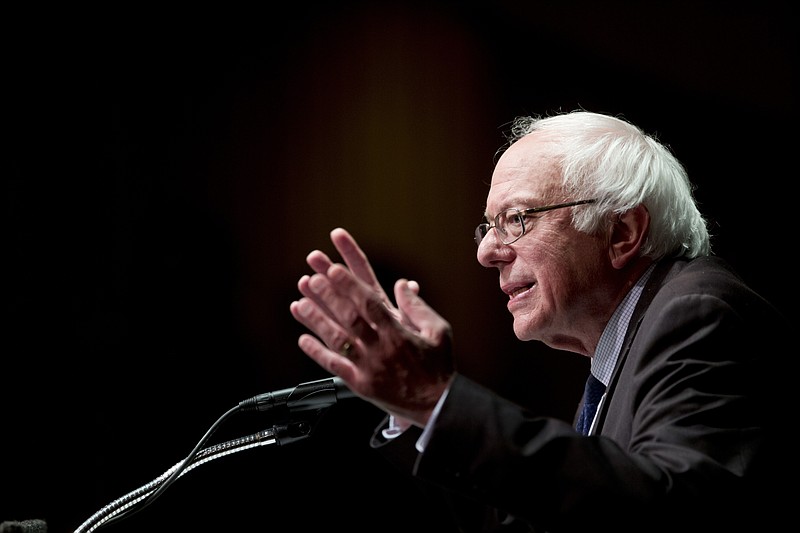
339, 340, 354, 358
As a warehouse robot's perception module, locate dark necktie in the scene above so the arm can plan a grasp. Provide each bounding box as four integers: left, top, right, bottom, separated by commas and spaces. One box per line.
576, 373, 606, 435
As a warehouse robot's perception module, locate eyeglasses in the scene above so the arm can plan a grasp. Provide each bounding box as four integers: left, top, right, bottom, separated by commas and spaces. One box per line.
474, 199, 597, 246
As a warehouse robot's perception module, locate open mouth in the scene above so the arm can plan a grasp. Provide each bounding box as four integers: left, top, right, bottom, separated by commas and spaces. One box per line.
508, 284, 534, 299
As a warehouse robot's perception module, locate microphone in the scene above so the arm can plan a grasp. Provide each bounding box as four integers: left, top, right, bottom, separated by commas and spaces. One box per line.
238, 376, 356, 415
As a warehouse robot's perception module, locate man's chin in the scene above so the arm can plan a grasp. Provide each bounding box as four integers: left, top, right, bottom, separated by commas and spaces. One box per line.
512, 318, 538, 342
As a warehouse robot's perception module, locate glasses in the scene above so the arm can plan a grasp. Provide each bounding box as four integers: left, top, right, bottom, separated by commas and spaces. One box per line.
474, 199, 597, 246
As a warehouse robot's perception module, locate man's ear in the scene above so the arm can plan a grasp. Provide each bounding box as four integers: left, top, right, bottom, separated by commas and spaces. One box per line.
609, 204, 650, 269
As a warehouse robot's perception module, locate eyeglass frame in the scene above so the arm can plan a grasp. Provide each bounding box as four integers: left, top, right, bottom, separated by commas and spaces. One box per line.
474, 199, 597, 246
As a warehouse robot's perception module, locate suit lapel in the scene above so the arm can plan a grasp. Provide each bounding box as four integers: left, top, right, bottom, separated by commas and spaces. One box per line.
590, 259, 679, 434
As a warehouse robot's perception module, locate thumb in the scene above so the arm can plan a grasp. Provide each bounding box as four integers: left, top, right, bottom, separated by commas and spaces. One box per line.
395, 279, 450, 341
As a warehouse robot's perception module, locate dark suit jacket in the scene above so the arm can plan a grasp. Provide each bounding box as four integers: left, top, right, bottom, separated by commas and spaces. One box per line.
370, 256, 792, 532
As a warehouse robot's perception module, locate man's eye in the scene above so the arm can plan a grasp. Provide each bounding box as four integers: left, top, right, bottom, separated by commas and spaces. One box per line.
508, 213, 525, 227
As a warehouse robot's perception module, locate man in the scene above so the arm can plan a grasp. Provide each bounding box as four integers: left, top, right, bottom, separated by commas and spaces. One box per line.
289, 110, 789, 532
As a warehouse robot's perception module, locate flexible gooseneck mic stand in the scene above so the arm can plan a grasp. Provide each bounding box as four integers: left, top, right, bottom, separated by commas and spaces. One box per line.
73, 376, 354, 533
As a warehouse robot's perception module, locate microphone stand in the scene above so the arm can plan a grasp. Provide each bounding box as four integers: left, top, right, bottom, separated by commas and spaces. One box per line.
74, 414, 326, 533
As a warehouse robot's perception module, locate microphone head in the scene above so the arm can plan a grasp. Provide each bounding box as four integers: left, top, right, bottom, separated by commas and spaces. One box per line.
240, 375, 357, 414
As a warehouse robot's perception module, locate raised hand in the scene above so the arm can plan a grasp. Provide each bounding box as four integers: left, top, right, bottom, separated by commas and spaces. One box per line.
289, 228, 454, 427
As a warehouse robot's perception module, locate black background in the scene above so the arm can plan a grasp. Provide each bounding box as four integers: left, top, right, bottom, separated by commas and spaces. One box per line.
4, 2, 796, 532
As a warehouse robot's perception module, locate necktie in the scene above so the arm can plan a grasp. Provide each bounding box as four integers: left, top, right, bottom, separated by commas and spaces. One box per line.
576, 373, 606, 435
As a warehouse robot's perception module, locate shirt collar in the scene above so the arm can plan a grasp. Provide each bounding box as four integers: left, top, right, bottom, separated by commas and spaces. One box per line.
591, 262, 656, 386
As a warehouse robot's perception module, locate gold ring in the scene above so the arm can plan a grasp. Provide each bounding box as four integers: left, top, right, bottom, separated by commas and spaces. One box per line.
340, 340, 354, 358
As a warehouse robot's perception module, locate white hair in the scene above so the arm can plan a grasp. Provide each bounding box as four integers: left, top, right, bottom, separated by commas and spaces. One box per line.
506, 111, 710, 259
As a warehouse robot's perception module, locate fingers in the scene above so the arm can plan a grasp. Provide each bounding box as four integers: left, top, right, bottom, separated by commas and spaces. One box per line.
394, 279, 420, 330
290, 297, 361, 364
297, 272, 346, 327
297, 229, 446, 348
325, 263, 396, 336
294, 229, 398, 360
295, 329, 358, 382
319, 269, 376, 334
306, 249, 334, 275
394, 279, 451, 341
304, 229, 403, 324
330, 228, 393, 306
290, 230, 455, 425
294, 270, 376, 351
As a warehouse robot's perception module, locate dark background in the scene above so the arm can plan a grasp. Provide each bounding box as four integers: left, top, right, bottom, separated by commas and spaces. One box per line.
4, 2, 796, 532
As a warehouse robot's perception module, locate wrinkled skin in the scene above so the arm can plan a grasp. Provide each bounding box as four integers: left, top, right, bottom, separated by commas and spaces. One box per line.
289, 227, 454, 428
